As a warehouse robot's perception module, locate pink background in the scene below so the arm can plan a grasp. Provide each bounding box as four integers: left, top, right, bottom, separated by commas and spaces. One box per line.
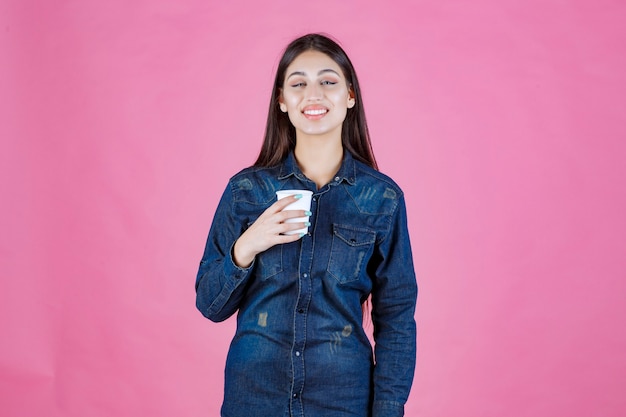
2, 0, 625, 416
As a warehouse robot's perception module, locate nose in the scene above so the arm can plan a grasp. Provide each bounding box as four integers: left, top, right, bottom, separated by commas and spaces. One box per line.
304, 83, 322, 101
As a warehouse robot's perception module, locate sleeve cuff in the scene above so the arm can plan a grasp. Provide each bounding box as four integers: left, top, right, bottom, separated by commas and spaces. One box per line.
224, 241, 254, 280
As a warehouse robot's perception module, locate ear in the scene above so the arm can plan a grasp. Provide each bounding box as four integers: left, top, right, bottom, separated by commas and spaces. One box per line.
347, 89, 356, 109
278, 90, 288, 113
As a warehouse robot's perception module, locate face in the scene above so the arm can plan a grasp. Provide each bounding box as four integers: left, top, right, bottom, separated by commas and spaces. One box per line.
279, 50, 355, 140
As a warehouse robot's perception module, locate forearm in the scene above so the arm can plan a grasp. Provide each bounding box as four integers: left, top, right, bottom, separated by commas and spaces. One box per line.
371, 297, 417, 417
195, 243, 253, 322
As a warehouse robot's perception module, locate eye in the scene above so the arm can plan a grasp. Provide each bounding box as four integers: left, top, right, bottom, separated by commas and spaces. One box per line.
321, 80, 337, 86
290, 82, 306, 88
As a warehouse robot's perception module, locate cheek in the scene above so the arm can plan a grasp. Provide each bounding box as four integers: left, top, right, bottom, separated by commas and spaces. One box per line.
330, 90, 350, 105
285, 108, 300, 126
284, 95, 301, 110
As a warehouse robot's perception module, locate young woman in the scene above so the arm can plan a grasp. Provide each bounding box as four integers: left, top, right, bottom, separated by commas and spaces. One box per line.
195, 33, 417, 417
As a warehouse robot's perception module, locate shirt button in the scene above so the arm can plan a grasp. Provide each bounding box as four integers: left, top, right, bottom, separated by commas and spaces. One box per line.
295, 351, 300, 356
293, 393, 298, 398
303, 273, 308, 278
298, 309, 304, 313
334, 176, 340, 182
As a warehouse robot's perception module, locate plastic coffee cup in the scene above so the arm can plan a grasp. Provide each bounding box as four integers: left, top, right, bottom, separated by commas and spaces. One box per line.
275, 189, 313, 235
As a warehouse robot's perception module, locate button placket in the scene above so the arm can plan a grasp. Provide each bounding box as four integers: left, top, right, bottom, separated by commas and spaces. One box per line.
290, 212, 315, 413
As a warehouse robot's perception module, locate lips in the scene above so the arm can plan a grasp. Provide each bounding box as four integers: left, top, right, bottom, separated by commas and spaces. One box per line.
302, 106, 328, 118
304, 108, 327, 115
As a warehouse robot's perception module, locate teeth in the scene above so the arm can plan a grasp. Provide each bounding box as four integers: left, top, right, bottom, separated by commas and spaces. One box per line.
304, 109, 327, 115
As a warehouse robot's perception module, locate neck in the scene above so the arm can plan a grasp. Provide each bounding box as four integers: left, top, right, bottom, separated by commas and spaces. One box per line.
294, 134, 343, 189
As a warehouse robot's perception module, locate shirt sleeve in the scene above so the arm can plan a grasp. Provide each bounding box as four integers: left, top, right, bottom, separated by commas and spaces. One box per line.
371, 193, 418, 417
195, 182, 254, 322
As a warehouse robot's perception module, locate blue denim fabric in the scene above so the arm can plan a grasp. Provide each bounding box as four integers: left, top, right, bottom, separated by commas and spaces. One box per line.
196, 151, 417, 417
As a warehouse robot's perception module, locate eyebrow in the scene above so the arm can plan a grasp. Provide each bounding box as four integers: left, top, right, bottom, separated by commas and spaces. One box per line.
286, 68, 340, 80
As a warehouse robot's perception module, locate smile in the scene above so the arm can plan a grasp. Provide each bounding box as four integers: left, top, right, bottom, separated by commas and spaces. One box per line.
303, 108, 328, 116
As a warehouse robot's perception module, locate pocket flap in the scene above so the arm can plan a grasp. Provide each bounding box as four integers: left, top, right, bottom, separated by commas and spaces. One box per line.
332, 224, 376, 247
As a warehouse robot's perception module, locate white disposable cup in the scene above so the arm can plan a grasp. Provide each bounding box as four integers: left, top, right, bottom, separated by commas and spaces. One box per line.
275, 189, 313, 235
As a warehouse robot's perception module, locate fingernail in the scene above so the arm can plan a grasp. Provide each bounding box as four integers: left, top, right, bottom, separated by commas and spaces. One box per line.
304, 222, 311, 227
299, 232, 305, 238
305, 211, 312, 216
294, 194, 303, 199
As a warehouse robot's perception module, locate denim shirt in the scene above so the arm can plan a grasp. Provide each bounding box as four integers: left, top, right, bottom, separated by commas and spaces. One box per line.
196, 151, 417, 417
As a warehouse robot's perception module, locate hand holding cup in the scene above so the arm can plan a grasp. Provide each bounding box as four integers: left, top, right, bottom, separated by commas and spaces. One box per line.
232, 190, 312, 268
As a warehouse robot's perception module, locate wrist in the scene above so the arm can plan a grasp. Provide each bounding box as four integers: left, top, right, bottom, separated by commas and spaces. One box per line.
233, 239, 254, 268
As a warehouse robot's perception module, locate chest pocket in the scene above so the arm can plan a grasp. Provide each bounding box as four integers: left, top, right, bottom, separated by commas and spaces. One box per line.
327, 224, 376, 284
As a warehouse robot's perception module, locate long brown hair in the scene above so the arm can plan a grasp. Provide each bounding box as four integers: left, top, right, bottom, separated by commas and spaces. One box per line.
254, 33, 378, 170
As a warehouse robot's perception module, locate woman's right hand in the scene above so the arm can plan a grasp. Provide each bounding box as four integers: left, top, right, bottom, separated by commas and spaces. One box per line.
232, 195, 310, 268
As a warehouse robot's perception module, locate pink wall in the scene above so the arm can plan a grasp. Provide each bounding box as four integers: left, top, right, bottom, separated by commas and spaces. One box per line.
2, 0, 625, 416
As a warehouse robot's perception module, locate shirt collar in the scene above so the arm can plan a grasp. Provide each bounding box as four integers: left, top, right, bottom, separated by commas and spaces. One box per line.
278, 151, 357, 186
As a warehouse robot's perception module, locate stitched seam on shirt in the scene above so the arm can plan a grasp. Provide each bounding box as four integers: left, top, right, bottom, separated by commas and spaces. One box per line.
377, 195, 401, 246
